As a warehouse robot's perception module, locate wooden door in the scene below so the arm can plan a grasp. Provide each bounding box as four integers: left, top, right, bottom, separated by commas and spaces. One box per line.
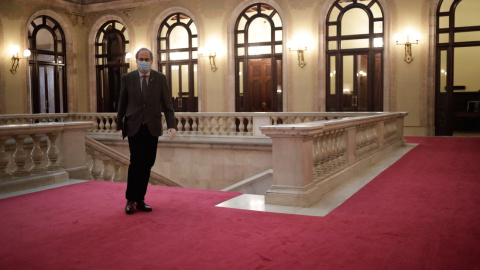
248, 58, 272, 112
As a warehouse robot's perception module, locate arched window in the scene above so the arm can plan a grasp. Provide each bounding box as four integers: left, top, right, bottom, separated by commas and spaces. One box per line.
158, 13, 198, 112
326, 0, 384, 112
235, 3, 283, 112
435, 0, 480, 135
95, 20, 130, 112
28, 15, 67, 113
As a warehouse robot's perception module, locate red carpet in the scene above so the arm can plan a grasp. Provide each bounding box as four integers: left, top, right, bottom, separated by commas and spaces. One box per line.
0, 136, 479, 269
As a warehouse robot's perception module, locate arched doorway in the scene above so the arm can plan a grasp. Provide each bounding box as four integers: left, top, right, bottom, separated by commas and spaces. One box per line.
235, 3, 283, 112
158, 13, 198, 112
95, 20, 130, 112
326, 0, 384, 112
436, 0, 480, 135
28, 15, 67, 113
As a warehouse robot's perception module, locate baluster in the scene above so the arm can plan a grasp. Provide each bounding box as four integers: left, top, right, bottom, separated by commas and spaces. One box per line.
197, 116, 204, 135
100, 158, 113, 181
213, 117, 220, 135
177, 117, 183, 134
0, 136, 11, 179
46, 132, 61, 171
184, 117, 191, 133
90, 150, 102, 180
91, 116, 98, 132
98, 116, 106, 132
222, 117, 229, 135
238, 117, 245, 135
104, 116, 112, 132
111, 161, 122, 182
111, 116, 117, 133
30, 133, 46, 174
12, 135, 30, 177
247, 117, 253, 135
191, 117, 198, 134
205, 117, 212, 135
229, 117, 236, 135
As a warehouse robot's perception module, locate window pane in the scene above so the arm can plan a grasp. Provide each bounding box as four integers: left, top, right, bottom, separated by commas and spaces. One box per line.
39, 67, 46, 112
329, 25, 337, 37
439, 16, 449, 29
342, 39, 369, 49
339, 1, 352, 8
192, 37, 198, 48
36, 29, 54, 51
261, 6, 274, 16
190, 23, 197, 35
58, 56, 64, 64
439, 33, 449, 43
343, 55, 354, 95
342, 8, 369, 35
194, 64, 198, 96
115, 23, 123, 31
454, 46, 480, 92
330, 55, 336, 95
272, 13, 282, 27
192, 51, 198, 60
374, 21, 383, 34
57, 42, 63, 53
440, 50, 447, 93
370, 3, 383, 18
238, 17, 247, 30
58, 67, 64, 113
170, 52, 189, 61
171, 65, 179, 98
169, 26, 189, 49
239, 61, 244, 95
374, 38, 383, 47
275, 30, 282, 41
455, 0, 479, 28
161, 26, 168, 38
181, 65, 189, 97
248, 17, 272, 43
37, 54, 55, 62
275, 45, 282, 54
33, 17, 42, 26
238, 33, 245, 44
47, 66, 55, 113
161, 40, 167, 50
329, 41, 337, 50
238, 47, 245, 56
329, 6, 340, 22
440, 0, 454, 13
248, 46, 271, 55
455, 31, 480, 43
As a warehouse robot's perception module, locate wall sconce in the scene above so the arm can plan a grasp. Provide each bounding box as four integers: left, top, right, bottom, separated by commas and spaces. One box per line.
199, 48, 218, 72
288, 41, 307, 68
393, 32, 421, 63
9, 45, 31, 74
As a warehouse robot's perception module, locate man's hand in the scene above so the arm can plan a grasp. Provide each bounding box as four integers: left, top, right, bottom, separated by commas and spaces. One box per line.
168, 128, 177, 141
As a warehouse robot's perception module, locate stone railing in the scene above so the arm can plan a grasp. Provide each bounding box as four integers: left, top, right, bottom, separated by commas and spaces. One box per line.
85, 136, 181, 187
260, 112, 408, 207
0, 112, 384, 137
0, 122, 92, 194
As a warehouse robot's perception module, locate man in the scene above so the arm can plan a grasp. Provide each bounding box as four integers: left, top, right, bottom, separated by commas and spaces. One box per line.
116, 47, 177, 214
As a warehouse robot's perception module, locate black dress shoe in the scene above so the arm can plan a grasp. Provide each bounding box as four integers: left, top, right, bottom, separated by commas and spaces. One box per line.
125, 201, 135, 214
136, 201, 152, 212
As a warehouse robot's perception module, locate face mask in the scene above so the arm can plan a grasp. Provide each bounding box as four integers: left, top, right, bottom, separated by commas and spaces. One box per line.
137, 61, 151, 72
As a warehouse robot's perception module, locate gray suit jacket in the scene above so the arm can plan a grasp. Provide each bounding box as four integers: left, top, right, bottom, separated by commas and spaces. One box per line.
116, 69, 176, 138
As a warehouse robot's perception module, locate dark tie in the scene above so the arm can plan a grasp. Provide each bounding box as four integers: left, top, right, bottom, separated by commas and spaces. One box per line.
142, 75, 148, 99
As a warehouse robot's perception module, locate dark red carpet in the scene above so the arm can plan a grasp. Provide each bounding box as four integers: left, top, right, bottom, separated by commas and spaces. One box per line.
0, 136, 479, 269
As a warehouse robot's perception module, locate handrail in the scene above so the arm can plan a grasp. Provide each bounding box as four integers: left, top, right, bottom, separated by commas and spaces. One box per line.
85, 136, 182, 187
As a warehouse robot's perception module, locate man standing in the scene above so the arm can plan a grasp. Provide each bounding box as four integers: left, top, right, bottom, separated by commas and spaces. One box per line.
116, 47, 177, 214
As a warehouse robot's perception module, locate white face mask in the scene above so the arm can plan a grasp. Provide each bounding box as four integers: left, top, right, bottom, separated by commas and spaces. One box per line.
137, 61, 151, 72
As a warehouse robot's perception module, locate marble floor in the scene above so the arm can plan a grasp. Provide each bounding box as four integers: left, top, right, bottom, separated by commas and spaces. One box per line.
1, 144, 417, 217
216, 143, 417, 216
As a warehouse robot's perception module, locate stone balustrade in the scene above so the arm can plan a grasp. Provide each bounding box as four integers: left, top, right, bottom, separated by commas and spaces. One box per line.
260, 112, 408, 207
0, 122, 92, 194
1, 112, 384, 137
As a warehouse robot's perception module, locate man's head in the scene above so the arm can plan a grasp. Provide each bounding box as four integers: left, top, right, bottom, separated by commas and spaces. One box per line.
136, 48, 153, 74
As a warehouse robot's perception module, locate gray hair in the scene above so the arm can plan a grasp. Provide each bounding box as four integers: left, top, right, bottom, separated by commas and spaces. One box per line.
135, 48, 154, 60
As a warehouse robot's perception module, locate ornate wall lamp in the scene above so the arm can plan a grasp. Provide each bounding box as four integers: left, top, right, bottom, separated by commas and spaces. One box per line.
288, 41, 307, 68
393, 31, 421, 63
199, 48, 218, 72
9, 45, 31, 74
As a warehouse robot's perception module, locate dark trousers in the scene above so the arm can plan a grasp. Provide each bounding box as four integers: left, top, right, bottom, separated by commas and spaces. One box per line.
126, 124, 159, 202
